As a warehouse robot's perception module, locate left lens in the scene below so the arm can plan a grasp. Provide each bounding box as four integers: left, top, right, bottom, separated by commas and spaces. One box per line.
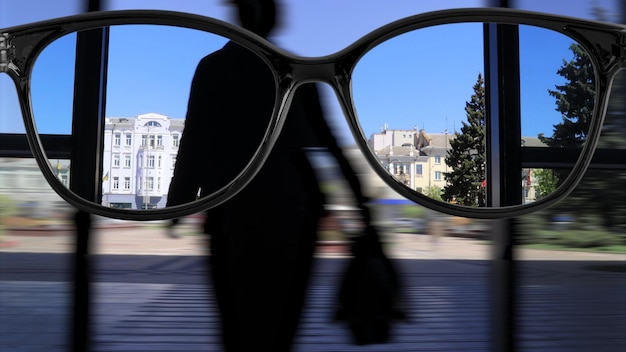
31, 24, 277, 213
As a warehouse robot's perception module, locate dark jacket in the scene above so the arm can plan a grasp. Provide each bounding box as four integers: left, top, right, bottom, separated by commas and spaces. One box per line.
168, 41, 363, 231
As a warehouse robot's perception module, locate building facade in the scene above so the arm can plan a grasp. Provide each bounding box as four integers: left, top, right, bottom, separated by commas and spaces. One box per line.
371, 128, 452, 195
102, 113, 184, 209
370, 127, 543, 204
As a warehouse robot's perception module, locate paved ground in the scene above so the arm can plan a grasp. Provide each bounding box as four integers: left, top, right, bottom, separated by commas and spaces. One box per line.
1, 220, 625, 351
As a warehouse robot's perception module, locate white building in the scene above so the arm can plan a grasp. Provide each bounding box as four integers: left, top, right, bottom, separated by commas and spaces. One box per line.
368, 127, 418, 151
102, 113, 184, 209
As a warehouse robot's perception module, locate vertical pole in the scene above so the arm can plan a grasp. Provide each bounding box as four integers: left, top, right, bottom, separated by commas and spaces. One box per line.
484, 21, 522, 352
71, 1, 107, 351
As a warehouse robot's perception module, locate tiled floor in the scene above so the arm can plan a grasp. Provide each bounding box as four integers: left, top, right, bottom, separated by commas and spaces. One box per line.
1, 229, 625, 351
1, 255, 625, 352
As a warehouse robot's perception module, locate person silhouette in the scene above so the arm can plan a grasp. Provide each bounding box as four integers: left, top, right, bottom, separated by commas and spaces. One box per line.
166, 1, 378, 350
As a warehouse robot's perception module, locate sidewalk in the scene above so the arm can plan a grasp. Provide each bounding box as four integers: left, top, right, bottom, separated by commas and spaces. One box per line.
1, 223, 625, 351
2, 221, 625, 261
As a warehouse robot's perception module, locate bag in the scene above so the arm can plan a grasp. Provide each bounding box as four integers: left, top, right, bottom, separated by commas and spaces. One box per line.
334, 224, 406, 345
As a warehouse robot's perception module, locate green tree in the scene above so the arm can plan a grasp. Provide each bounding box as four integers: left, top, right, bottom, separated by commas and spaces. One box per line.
424, 185, 443, 202
532, 169, 559, 200
539, 43, 595, 148
539, 40, 626, 232
442, 73, 486, 206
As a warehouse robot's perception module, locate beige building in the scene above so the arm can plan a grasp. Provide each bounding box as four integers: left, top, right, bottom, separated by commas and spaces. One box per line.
371, 128, 452, 196
370, 128, 544, 204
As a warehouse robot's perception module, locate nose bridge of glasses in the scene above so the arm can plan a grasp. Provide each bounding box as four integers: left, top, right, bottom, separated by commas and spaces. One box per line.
289, 57, 343, 86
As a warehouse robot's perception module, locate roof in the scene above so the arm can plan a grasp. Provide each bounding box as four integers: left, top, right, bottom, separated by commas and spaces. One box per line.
521, 137, 547, 147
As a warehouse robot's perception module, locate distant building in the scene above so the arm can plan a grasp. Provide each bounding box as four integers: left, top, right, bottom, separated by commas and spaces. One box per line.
370, 128, 452, 194
370, 127, 545, 204
0, 157, 69, 217
102, 113, 184, 209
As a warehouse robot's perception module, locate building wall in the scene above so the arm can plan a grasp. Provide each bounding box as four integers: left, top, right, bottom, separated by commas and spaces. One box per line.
0, 158, 69, 217
370, 128, 451, 195
369, 129, 417, 151
102, 113, 183, 209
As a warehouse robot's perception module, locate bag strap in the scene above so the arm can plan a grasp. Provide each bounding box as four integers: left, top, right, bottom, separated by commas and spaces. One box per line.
299, 85, 372, 225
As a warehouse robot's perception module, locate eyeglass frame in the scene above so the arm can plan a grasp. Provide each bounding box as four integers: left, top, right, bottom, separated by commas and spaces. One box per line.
0, 7, 623, 220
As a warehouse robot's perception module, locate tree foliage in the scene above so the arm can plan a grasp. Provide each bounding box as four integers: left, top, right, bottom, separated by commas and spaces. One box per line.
539, 43, 595, 148
537, 40, 626, 232
442, 73, 486, 206
533, 169, 559, 200
424, 185, 443, 202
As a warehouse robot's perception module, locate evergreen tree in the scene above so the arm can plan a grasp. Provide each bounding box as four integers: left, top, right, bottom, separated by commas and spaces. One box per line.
539, 43, 595, 148
442, 73, 486, 206
539, 40, 626, 231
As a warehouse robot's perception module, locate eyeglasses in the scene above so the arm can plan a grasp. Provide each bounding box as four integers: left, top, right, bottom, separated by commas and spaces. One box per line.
0, 8, 622, 220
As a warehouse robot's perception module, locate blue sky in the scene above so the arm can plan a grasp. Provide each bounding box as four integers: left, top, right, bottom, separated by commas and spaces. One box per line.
0, 0, 620, 144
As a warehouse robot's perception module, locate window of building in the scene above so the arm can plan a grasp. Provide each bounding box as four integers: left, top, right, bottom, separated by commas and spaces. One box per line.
157, 135, 163, 147
124, 154, 131, 168
112, 176, 119, 190
144, 121, 161, 127
125, 133, 132, 146
434, 155, 441, 164
158, 155, 162, 168
123, 177, 131, 190
110, 202, 131, 209
113, 154, 120, 167
172, 134, 180, 147
114, 132, 121, 146
434, 171, 442, 181
147, 155, 155, 168
416, 164, 423, 176
146, 177, 154, 190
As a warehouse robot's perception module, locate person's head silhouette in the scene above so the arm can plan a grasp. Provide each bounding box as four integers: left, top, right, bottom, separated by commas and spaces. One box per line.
229, 0, 279, 38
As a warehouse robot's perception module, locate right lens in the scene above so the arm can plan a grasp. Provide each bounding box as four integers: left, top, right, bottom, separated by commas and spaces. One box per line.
351, 21, 595, 209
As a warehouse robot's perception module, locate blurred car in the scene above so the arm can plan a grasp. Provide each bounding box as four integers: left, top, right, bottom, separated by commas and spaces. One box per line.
379, 217, 426, 233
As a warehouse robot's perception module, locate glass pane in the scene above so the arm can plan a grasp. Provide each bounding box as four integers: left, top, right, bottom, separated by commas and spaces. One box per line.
516, 172, 626, 351
514, 2, 625, 350
0, 157, 74, 352
0, 0, 83, 134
